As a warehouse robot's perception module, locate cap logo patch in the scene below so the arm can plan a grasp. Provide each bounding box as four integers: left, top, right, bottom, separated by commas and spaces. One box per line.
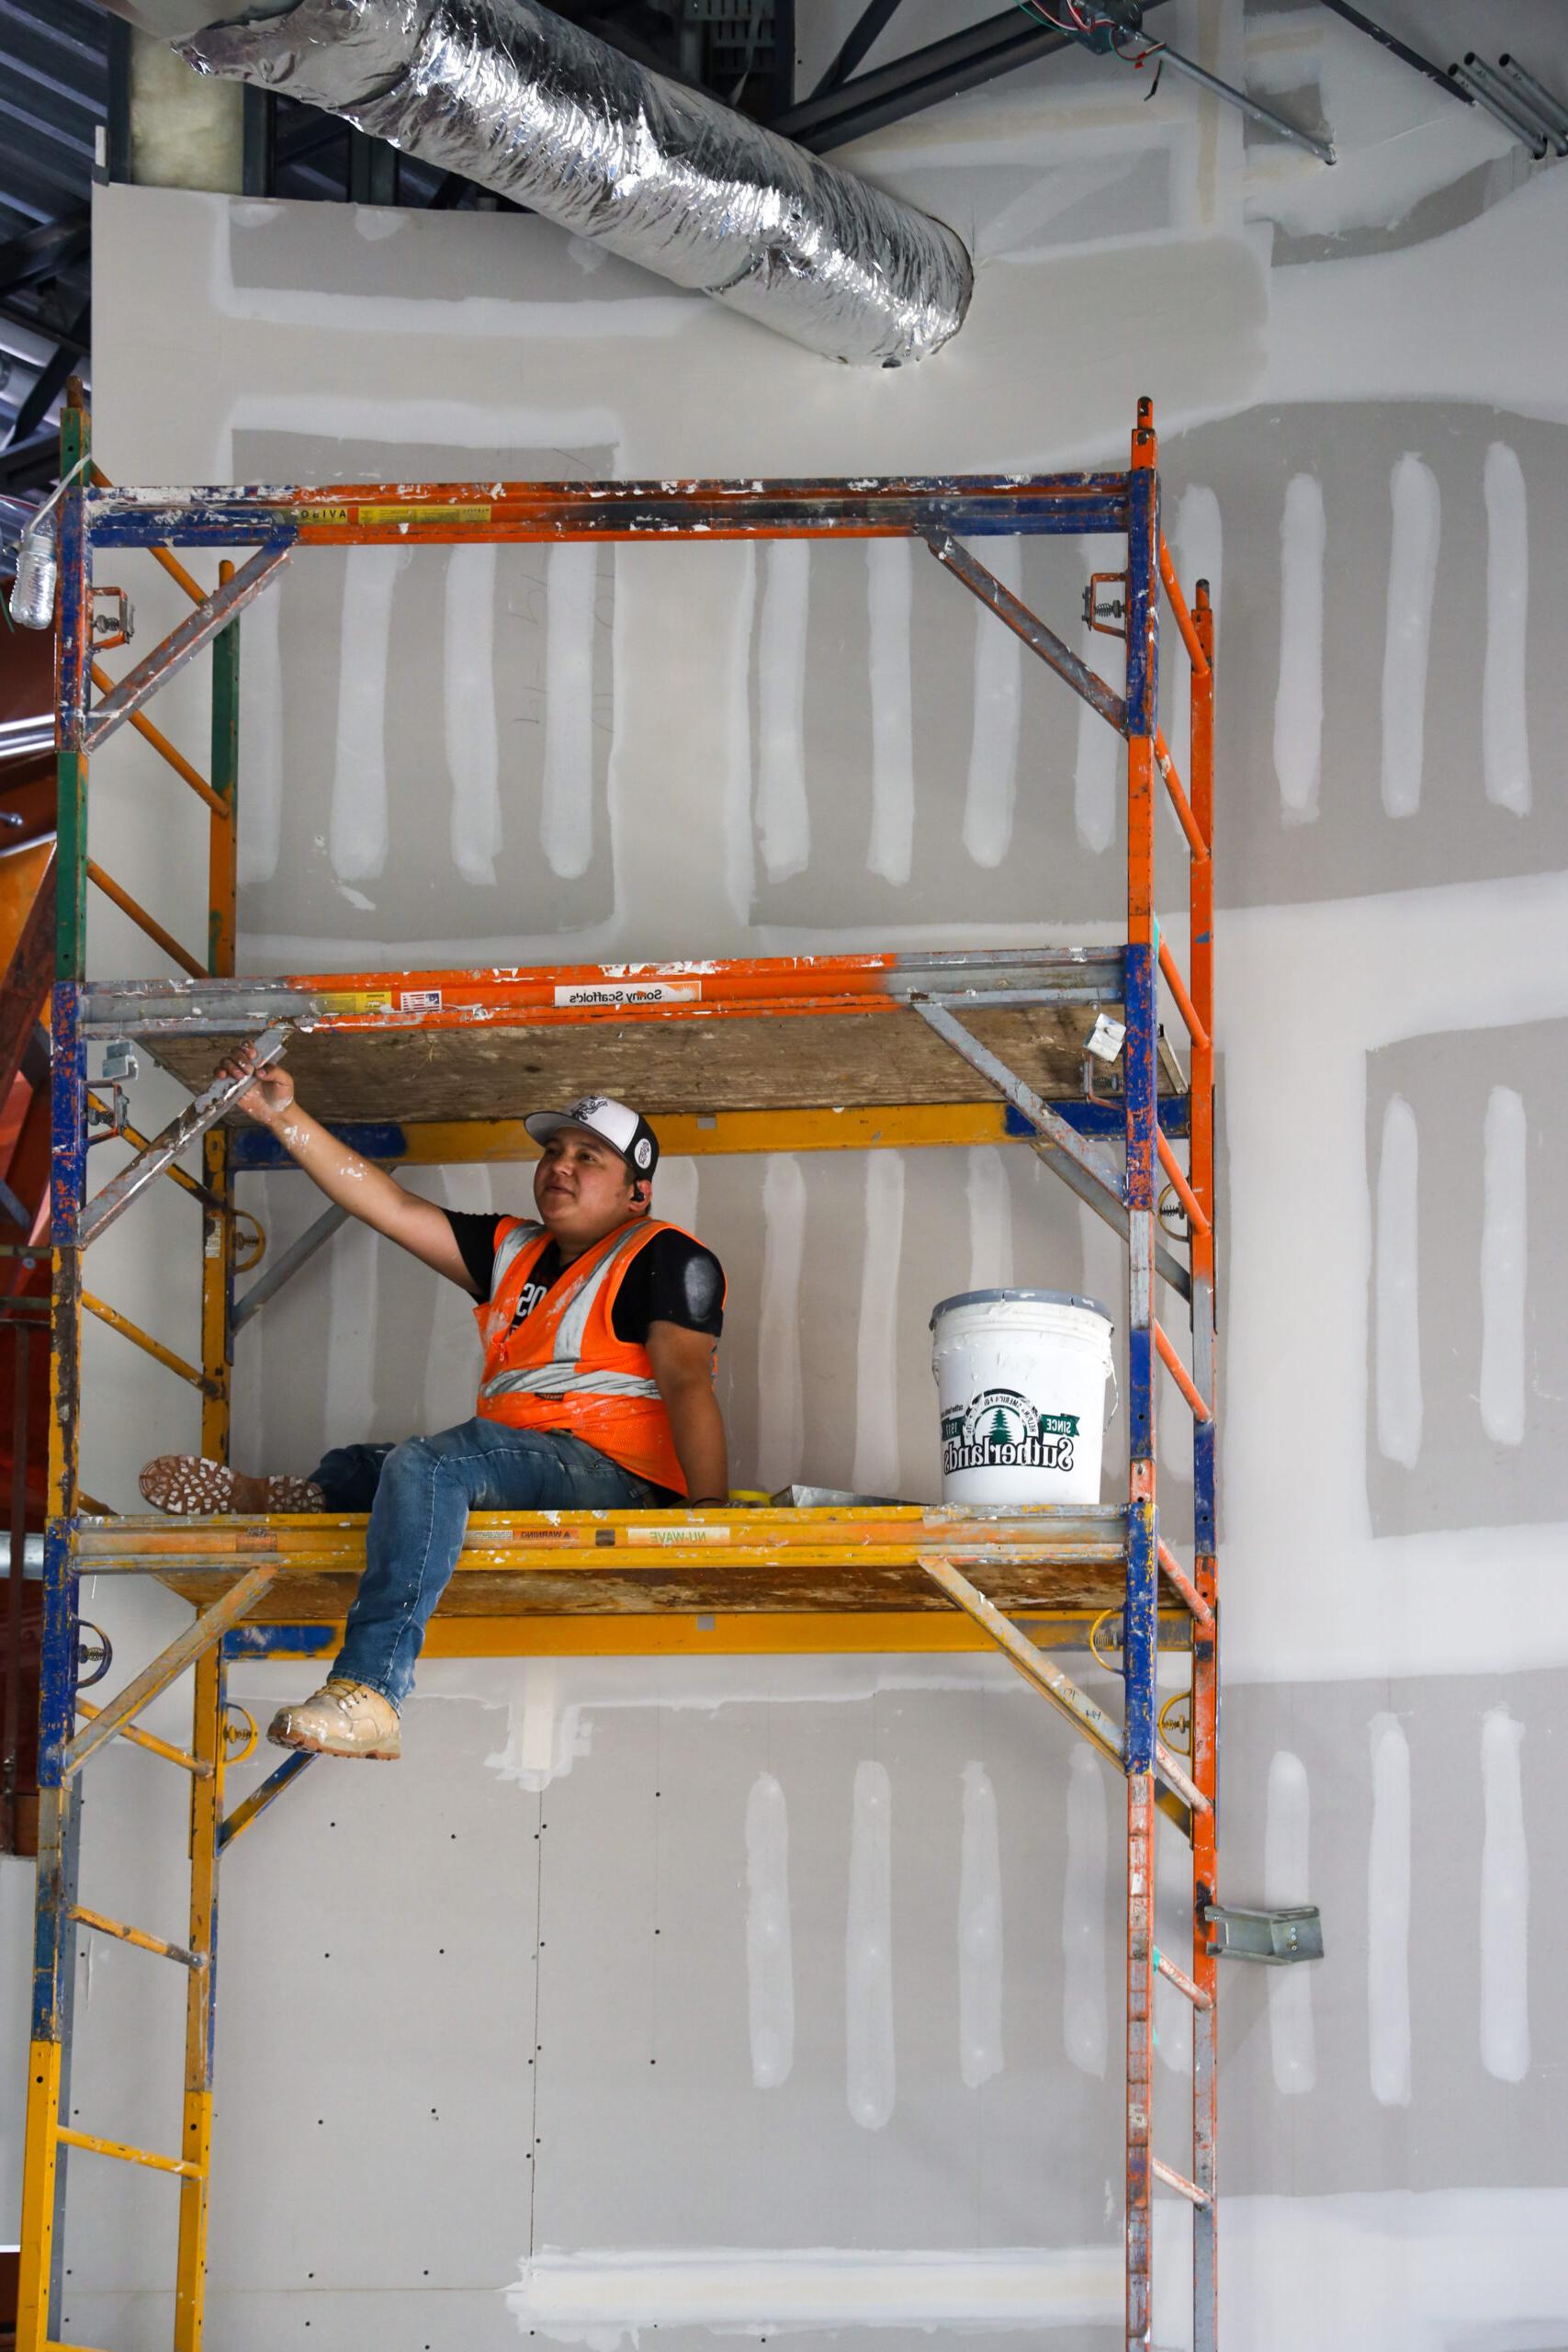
634, 1137, 653, 1169
571, 1096, 609, 1119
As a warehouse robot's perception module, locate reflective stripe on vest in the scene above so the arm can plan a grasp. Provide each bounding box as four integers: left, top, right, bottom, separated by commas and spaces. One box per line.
478, 1221, 654, 1403
489, 1218, 545, 1295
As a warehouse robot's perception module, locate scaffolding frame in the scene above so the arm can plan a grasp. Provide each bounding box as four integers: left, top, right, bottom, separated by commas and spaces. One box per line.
20, 389, 1219, 2352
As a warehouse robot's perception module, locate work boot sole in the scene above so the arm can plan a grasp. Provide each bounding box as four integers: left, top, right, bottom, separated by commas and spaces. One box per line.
140, 1454, 324, 1516
267, 1718, 400, 1761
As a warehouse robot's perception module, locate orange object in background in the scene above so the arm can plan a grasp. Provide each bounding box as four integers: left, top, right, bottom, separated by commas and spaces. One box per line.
0, 610, 55, 1854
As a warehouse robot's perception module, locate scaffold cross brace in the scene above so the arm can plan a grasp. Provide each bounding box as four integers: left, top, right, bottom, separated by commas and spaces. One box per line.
78, 1023, 291, 1250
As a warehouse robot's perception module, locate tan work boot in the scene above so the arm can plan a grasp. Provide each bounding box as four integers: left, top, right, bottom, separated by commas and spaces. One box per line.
267, 1679, 400, 1760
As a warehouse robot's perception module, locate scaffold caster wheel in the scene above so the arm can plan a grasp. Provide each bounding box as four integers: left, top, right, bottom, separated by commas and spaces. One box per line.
223, 1702, 258, 1764
231, 1211, 266, 1272
76, 1623, 113, 1690
1157, 1690, 1192, 1756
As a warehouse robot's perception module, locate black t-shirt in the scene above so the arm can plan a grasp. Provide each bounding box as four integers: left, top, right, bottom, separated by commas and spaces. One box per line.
446, 1211, 725, 1345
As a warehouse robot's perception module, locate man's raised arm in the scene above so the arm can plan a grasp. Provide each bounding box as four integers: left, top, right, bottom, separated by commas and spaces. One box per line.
220, 1041, 476, 1292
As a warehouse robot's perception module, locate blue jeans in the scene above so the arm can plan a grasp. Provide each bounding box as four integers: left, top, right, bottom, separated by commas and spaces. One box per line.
314, 1419, 665, 1708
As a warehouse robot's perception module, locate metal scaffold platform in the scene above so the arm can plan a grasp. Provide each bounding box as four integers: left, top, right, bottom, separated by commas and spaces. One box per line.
17, 390, 1221, 2352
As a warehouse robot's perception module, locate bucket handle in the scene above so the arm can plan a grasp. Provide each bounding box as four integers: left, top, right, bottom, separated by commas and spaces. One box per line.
1105, 1354, 1120, 1429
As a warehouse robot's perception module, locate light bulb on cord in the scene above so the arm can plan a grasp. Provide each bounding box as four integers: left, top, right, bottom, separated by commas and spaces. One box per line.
6, 454, 91, 631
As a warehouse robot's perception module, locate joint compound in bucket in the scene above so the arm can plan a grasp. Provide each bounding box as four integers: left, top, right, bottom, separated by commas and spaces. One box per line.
930, 1289, 1114, 1506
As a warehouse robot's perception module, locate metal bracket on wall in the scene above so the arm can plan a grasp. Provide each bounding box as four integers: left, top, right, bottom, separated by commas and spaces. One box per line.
1204, 1903, 1324, 1964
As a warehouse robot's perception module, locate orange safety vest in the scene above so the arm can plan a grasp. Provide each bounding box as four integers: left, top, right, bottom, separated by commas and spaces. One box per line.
473, 1216, 722, 1495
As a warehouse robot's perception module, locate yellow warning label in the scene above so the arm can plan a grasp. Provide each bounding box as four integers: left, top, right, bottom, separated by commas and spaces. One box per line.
358, 503, 493, 526
299, 505, 352, 526
315, 989, 395, 1015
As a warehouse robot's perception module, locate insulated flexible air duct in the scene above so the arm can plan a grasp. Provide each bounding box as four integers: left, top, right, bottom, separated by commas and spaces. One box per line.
179, 0, 974, 364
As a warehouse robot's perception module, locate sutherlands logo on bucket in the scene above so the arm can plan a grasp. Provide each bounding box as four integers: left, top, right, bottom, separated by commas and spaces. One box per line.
942, 1386, 1080, 1476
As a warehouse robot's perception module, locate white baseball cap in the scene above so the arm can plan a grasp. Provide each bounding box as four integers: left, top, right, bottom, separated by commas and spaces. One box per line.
525, 1094, 660, 1178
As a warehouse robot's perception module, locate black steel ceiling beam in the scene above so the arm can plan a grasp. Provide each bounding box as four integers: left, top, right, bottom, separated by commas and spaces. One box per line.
811, 0, 908, 100
772, 0, 1168, 151
6, 299, 83, 449
0, 428, 57, 491
0, 294, 87, 358
0, 218, 86, 298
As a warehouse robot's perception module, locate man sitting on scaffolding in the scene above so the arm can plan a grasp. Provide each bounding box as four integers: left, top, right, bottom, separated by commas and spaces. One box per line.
139, 1046, 728, 1761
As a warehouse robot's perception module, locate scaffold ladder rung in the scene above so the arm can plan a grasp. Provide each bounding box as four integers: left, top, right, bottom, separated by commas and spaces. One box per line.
56, 2126, 204, 2180
70, 1905, 205, 1969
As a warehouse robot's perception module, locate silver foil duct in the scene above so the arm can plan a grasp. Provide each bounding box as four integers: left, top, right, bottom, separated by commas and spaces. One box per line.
179, 0, 974, 364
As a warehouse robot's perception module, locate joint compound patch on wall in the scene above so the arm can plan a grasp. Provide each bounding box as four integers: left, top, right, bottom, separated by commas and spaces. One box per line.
745, 1771, 795, 2089
846, 1759, 895, 2130
233, 426, 616, 956
1367, 1023, 1565, 1534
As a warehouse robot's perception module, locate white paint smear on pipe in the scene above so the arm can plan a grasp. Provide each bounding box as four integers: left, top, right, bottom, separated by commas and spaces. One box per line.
958, 1761, 1003, 2088
756, 540, 811, 883
1375, 1092, 1422, 1470
236, 569, 282, 888
965, 1146, 1014, 1297
963, 533, 1022, 869
330, 546, 403, 883
1062, 1747, 1108, 2077
1074, 546, 1117, 854
541, 542, 598, 880
1379, 454, 1439, 820
1479, 1704, 1529, 2084
846, 1759, 895, 2129
756, 1155, 806, 1496
1264, 1749, 1316, 2096
1480, 1084, 1527, 1447
866, 537, 915, 887
1273, 473, 1325, 825
443, 540, 501, 887
746, 1771, 795, 2089
852, 1154, 904, 1497
1367, 1712, 1412, 2108
1483, 442, 1531, 817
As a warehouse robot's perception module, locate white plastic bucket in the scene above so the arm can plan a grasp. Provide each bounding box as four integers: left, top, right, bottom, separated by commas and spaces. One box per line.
930, 1289, 1114, 1506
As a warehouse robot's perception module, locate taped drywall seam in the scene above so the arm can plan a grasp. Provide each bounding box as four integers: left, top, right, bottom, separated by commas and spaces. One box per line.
445, 540, 502, 887
756, 1156, 807, 1496
1482, 441, 1531, 816
1264, 1747, 1315, 2095
852, 1155, 905, 1496
542, 543, 599, 880
1062, 1747, 1109, 2076
757, 541, 811, 885
846, 1758, 895, 2128
330, 544, 404, 888
1479, 1703, 1529, 2084
1374, 1091, 1422, 1471
1367, 1711, 1412, 2107
1379, 453, 1439, 821
746, 1770, 795, 2088
1273, 472, 1325, 825
1479, 1084, 1527, 1447
958, 1760, 1003, 2087
866, 538, 915, 888
963, 534, 1022, 870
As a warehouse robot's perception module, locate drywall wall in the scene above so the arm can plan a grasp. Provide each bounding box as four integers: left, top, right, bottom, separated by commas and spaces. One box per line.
5, 0, 1568, 2342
